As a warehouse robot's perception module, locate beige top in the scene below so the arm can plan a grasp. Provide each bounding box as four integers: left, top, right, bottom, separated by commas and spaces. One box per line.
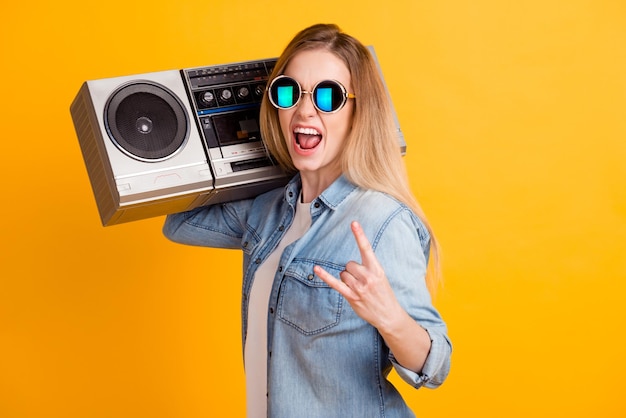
245, 197, 311, 418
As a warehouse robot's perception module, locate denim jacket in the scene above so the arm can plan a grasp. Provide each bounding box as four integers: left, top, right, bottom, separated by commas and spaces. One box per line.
163, 174, 451, 418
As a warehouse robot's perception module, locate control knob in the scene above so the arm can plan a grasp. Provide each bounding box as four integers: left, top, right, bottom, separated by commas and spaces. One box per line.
254, 84, 265, 98
199, 91, 215, 106
237, 86, 250, 100
220, 89, 233, 102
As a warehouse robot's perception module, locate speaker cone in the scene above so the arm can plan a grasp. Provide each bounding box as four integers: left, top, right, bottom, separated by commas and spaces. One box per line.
105, 81, 188, 161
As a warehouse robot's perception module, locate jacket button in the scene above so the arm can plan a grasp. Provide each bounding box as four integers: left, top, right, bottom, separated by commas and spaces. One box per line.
278, 266, 283, 272
307, 274, 314, 281
269, 307, 274, 314
314, 202, 320, 208
243, 241, 248, 248
278, 225, 284, 231
255, 258, 261, 264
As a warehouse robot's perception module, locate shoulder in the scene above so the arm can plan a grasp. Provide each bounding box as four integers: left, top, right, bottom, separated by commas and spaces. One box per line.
234, 174, 299, 229
345, 188, 431, 255
346, 187, 410, 221
248, 174, 298, 211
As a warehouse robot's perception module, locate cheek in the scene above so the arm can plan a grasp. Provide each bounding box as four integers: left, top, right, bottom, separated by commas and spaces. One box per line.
331, 113, 354, 140
278, 111, 292, 142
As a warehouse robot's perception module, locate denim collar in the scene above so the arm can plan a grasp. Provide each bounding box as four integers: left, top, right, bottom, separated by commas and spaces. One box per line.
284, 173, 358, 211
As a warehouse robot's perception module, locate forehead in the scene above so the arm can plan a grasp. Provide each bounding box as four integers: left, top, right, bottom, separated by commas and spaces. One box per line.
283, 49, 352, 88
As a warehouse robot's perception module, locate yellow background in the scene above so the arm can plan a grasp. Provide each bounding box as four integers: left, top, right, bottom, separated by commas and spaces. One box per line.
1, 0, 625, 417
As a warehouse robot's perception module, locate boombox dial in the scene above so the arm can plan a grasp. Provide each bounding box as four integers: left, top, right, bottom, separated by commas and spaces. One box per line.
219, 88, 233, 103
237, 86, 250, 100
217, 88, 233, 106
254, 84, 265, 99
200, 91, 216, 107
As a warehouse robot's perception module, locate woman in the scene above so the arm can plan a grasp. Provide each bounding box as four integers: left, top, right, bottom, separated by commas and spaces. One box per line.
164, 23, 451, 418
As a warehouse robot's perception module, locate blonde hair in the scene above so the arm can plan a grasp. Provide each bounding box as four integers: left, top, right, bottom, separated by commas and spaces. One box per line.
259, 23, 440, 290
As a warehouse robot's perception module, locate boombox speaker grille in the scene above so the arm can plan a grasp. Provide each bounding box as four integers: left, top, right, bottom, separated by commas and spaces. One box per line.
105, 81, 188, 161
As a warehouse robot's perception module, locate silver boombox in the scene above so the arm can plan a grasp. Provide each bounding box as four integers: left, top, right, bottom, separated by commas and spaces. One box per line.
70, 47, 404, 226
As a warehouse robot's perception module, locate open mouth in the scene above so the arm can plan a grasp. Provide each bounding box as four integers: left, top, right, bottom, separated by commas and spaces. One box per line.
294, 126, 322, 150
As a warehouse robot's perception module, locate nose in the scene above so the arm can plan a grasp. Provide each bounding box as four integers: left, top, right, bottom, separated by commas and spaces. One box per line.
296, 91, 316, 117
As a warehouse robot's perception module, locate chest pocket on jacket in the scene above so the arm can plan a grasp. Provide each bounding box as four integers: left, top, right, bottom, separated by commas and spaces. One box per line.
277, 260, 344, 335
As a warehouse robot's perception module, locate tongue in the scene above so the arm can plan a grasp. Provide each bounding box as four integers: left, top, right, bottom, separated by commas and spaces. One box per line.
297, 134, 322, 150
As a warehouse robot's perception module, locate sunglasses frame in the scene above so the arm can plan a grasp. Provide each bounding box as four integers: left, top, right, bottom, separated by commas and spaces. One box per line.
267, 75, 356, 114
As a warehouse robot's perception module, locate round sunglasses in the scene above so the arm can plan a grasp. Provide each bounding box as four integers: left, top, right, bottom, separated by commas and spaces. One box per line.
267, 75, 356, 114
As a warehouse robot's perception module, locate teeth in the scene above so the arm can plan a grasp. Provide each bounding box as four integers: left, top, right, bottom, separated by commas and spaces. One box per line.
294, 127, 321, 136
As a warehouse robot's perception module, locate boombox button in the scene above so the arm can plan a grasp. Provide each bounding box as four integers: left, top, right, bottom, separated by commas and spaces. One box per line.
154, 173, 181, 184
117, 183, 131, 192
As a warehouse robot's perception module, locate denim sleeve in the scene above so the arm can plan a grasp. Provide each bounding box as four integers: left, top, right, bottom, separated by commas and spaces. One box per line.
389, 328, 452, 389
162, 199, 254, 249
369, 208, 452, 389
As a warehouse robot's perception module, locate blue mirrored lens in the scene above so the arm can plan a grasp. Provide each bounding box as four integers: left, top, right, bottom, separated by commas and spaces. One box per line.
315, 87, 333, 112
276, 85, 294, 108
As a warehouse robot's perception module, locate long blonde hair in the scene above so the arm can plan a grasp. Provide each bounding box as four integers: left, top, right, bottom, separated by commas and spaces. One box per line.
259, 23, 440, 289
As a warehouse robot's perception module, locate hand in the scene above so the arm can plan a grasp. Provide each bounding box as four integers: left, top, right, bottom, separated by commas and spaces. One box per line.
314, 221, 403, 332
